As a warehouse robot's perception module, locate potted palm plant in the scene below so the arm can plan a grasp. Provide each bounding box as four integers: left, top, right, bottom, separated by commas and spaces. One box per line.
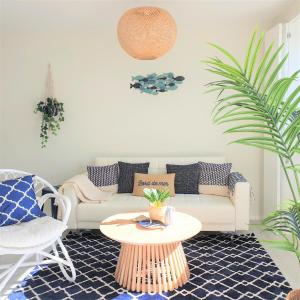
204, 30, 300, 298
143, 188, 170, 222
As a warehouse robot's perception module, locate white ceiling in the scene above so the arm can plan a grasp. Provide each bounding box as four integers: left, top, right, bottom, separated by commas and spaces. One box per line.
1, 0, 297, 32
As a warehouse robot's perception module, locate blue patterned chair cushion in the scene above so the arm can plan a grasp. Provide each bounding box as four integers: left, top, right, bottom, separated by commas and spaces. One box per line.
0, 175, 45, 227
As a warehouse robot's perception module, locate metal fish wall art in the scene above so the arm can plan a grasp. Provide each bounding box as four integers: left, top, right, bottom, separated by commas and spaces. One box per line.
130, 73, 185, 95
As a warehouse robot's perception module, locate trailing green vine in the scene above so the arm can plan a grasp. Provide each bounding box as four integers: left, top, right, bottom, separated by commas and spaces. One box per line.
34, 97, 64, 148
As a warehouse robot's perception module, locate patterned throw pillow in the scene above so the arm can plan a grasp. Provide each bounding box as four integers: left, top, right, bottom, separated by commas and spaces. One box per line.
198, 162, 232, 196
166, 163, 200, 194
118, 162, 150, 193
0, 175, 45, 227
132, 173, 176, 196
87, 164, 119, 193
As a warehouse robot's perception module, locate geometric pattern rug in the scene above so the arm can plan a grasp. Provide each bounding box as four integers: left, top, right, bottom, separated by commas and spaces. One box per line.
8, 231, 291, 300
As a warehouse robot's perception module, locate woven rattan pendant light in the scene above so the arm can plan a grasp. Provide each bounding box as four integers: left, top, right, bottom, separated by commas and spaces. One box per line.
117, 7, 177, 60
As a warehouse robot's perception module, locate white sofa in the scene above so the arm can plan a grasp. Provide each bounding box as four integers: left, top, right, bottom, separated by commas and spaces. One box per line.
64, 157, 250, 231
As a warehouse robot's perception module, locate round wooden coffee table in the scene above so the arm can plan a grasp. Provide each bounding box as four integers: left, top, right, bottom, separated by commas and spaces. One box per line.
100, 211, 202, 293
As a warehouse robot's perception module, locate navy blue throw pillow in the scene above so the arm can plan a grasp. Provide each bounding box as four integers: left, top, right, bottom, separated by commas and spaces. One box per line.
166, 163, 200, 194
0, 175, 46, 227
118, 162, 150, 193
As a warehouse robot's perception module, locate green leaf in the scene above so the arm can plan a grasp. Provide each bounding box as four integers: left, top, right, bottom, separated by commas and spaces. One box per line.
262, 53, 289, 95
216, 116, 268, 125
253, 42, 274, 87
248, 31, 265, 79
244, 30, 257, 75
231, 139, 289, 158
204, 29, 300, 208
208, 43, 243, 72
256, 43, 285, 92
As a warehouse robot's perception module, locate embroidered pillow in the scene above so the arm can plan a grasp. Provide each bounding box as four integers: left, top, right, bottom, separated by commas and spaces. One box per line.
87, 163, 119, 193
198, 162, 232, 196
0, 175, 45, 227
118, 162, 150, 193
133, 173, 175, 197
166, 163, 200, 194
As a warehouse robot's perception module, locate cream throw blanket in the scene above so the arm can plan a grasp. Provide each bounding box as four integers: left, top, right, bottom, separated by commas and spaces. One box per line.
59, 174, 112, 203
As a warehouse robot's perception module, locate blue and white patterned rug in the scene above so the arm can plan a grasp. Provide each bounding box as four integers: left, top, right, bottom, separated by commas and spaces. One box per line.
9, 231, 291, 300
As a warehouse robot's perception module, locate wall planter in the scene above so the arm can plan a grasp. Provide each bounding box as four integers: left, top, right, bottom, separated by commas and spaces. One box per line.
34, 64, 64, 148
34, 97, 64, 148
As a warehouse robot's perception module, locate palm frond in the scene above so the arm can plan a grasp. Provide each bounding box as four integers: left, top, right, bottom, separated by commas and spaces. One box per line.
204, 30, 300, 261
204, 31, 300, 172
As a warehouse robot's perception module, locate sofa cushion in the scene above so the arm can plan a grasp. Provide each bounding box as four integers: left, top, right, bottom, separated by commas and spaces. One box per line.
118, 162, 149, 193
132, 173, 175, 196
166, 163, 200, 194
0, 216, 66, 249
77, 194, 148, 222
87, 164, 119, 193
168, 194, 235, 224
77, 193, 235, 225
198, 162, 232, 196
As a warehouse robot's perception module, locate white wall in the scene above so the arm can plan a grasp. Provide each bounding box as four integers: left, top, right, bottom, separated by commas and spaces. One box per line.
280, 14, 300, 202
0, 0, 3, 166
272, 0, 300, 25
2, 0, 293, 220
263, 24, 283, 217
265, 2, 300, 212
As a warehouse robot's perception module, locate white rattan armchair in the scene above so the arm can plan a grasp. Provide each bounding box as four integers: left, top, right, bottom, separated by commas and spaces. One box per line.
0, 169, 76, 295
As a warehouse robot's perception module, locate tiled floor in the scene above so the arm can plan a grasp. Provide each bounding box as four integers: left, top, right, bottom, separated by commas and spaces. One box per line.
1, 228, 300, 299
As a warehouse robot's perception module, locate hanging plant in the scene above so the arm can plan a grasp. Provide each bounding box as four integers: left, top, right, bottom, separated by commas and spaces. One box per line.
34, 97, 64, 148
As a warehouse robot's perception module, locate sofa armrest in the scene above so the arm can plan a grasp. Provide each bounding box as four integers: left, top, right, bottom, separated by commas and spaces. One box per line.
59, 183, 80, 229
229, 172, 250, 230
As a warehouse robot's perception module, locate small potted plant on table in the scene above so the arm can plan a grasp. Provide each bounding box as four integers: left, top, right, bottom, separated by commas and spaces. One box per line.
143, 188, 170, 223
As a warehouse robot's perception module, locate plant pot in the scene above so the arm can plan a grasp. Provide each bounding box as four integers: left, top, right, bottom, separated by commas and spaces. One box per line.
149, 204, 167, 223
286, 290, 300, 300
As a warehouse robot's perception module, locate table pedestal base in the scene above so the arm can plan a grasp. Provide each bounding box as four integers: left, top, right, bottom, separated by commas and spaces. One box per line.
115, 242, 190, 293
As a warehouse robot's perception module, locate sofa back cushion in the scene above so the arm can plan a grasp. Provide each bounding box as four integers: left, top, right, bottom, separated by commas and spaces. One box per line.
166, 163, 200, 194
132, 173, 175, 196
95, 157, 226, 174
118, 162, 150, 193
198, 162, 232, 196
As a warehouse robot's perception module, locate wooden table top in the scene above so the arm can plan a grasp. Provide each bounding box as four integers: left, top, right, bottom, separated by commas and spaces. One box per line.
99, 211, 202, 245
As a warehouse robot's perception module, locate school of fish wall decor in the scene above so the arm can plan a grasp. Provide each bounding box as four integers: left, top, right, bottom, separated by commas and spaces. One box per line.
130, 73, 185, 95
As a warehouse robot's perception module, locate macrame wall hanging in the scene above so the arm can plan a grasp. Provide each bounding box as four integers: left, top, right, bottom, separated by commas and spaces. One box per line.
34, 64, 64, 148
